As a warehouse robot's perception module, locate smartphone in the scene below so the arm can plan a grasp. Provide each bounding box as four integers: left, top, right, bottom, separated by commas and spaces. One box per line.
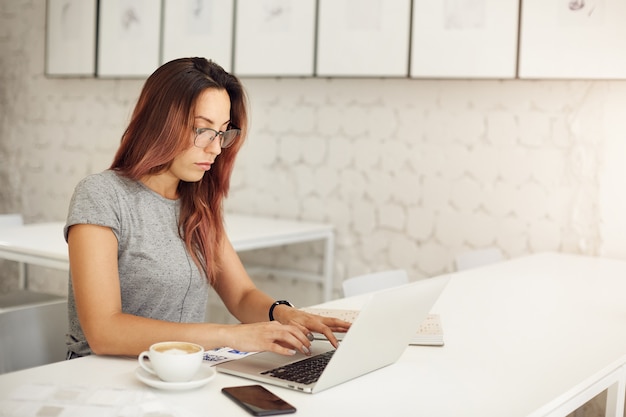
222, 385, 297, 416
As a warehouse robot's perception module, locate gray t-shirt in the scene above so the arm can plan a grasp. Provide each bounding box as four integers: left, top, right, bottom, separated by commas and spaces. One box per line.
64, 170, 209, 357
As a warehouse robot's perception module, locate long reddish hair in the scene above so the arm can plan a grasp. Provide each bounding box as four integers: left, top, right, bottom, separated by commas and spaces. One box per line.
110, 57, 248, 283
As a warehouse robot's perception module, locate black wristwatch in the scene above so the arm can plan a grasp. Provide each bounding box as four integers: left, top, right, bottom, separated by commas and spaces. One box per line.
269, 300, 294, 321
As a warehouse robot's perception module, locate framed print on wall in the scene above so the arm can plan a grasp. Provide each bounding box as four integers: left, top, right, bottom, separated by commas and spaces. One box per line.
97, 0, 162, 78
162, 0, 234, 72
234, 0, 316, 77
519, 0, 626, 79
45, 0, 97, 76
316, 0, 412, 77
410, 0, 519, 79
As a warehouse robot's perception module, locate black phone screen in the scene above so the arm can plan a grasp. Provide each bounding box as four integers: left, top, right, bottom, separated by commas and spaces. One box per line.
222, 385, 297, 416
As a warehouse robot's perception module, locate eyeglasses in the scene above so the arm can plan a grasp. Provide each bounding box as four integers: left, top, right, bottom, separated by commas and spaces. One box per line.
193, 127, 240, 149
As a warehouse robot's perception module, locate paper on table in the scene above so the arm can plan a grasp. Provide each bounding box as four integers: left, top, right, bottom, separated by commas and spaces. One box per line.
301, 308, 445, 346
2, 383, 197, 417
203, 347, 257, 365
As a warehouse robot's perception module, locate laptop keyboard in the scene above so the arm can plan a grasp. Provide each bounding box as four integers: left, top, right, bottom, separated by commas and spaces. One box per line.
261, 350, 336, 385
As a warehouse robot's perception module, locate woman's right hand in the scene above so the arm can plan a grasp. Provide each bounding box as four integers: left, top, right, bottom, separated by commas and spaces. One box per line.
225, 321, 314, 356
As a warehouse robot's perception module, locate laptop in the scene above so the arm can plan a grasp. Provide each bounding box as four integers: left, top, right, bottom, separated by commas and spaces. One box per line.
216, 275, 450, 393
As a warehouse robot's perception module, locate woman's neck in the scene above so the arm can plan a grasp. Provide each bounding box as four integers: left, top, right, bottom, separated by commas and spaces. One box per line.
140, 173, 179, 200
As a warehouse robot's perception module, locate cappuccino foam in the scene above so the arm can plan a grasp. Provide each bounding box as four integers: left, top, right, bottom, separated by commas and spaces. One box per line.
154, 342, 201, 354
163, 348, 189, 355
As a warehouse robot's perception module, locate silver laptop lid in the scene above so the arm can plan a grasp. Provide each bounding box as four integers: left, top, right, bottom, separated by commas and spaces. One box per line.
313, 275, 450, 392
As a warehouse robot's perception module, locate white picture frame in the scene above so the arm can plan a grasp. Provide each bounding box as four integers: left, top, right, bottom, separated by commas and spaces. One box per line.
162, 0, 234, 72
519, 0, 626, 79
410, 0, 519, 79
316, 0, 411, 77
45, 0, 97, 76
234, 0, 316, 77
97, 0, 162, 78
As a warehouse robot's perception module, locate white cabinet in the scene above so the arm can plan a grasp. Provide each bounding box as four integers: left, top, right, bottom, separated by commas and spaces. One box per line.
316, 0, 411, 77
410, 0, 519, 79
44, 0, 626, 79
97, 0, 162, 77
45, 0, 97, 76
234, 0, 316, 77
162, 0, 234, 72
519, 0, 626, 79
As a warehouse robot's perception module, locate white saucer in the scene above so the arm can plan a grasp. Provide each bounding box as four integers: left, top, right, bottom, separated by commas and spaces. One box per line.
135, 365, 216, 391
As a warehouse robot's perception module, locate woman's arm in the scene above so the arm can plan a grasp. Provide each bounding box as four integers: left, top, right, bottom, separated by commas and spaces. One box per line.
68, 223, 325, 356
213, 238, 352, 348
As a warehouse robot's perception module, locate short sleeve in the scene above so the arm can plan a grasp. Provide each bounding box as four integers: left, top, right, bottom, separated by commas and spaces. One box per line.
64, 172, 121, 242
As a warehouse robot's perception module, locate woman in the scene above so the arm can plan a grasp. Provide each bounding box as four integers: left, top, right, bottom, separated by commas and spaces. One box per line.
65, 57, 350, 359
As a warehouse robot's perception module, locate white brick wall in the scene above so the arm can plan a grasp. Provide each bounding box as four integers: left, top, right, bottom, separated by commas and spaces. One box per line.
2, 1, 626, 307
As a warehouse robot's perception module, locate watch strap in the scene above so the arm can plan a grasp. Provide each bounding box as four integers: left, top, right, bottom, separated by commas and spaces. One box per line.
269, 300, 294, 321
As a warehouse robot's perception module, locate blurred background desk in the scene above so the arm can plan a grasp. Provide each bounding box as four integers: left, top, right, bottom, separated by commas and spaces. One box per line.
0, 213, 335, 301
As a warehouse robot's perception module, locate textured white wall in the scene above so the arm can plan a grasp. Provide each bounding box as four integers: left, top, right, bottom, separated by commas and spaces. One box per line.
2, 1, 626, 313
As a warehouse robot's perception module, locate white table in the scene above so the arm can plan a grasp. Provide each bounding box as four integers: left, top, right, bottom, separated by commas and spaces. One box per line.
0, 213, 335, 301
1, 253, 625, 417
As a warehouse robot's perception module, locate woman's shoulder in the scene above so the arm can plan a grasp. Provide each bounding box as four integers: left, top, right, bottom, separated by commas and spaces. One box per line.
76, 170, 137, 194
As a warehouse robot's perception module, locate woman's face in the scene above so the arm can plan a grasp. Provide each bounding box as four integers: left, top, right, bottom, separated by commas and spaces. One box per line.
169, 88, 232, 183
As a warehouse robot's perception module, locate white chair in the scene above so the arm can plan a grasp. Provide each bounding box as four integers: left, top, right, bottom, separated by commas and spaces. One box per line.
0, 290, 68, 374
0, 214, 26, 288
0, 214, 68, 374
454, 247, 503, 271
342, 269, 409, 298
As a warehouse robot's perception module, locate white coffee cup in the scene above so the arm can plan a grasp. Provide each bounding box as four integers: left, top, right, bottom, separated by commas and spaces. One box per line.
138, 341, 204, 382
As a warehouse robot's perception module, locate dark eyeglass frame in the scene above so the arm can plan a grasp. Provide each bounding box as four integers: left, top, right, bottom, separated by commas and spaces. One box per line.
193, 127, 241, 149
